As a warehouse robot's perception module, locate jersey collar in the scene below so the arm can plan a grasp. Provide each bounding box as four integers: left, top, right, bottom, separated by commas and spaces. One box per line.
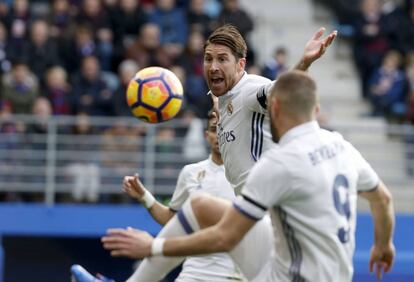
279, 121, 320, 146
219, 71, 248, 99
208, 155, 224, 171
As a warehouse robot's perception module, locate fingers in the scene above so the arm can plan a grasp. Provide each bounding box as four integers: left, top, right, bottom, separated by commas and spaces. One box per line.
111, 249, 131, 257
106, 228, 132, 237
322, 30, 337, 48
312, 27, 326, 40
376, 262, 386, 280
369, 258, 374, 273
383, 261, 392, 273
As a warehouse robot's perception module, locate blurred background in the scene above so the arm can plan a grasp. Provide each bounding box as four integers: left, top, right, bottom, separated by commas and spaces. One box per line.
0, 0, 413, 281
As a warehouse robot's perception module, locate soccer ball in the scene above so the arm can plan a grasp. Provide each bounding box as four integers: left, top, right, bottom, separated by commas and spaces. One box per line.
126, 66, 184, 123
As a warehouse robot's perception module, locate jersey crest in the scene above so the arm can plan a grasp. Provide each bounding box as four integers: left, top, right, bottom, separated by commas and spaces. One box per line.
197, 170, 206, 182
227, 102, 233, 115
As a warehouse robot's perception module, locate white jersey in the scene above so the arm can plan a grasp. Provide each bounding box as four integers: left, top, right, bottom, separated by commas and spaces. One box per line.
235, 121, 380, 282
217, 72, 275, 194
169, 157, 244, 282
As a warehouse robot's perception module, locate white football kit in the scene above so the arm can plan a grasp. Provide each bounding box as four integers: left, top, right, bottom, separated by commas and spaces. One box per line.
235, 121, 380, 282
213, 72, 276, 281
216, 72, 274, 194
169, 156, 244, 282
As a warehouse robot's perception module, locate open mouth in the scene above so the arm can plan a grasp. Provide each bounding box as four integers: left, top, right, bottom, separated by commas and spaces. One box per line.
211, 78, 224, 86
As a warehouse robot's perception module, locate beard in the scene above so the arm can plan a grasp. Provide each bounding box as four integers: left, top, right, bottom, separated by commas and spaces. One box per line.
269, 115, 279, 143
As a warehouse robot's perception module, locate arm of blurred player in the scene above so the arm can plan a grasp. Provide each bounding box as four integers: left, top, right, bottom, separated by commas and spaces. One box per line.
101, 206, 256, 258
359, 181, 395, 280
294, 27, 337, 71
123, 174, 175, 225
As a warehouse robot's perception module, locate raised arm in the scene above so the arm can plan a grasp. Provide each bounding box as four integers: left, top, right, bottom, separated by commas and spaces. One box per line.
294, 27, 337, 71
359, 181, 395, 280
123, 174, 175, 225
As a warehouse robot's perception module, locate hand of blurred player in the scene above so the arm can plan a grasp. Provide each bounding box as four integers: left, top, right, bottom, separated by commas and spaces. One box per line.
102, 227, 153, 259
299, 27, 337, 70
123, 174, 146, 200
369, 243, 395, 280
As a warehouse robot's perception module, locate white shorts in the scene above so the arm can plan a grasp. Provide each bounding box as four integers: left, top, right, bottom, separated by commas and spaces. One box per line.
229, 214, 274, 281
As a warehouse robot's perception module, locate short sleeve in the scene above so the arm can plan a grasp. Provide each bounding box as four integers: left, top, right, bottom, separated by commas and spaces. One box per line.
233, 151, 289, 220
245, 81, 275, 114
347, 141, 380, 192
169, 166, 191, 211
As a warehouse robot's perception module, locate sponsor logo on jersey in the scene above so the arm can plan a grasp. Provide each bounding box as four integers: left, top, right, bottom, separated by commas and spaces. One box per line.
218, 123, 236, 146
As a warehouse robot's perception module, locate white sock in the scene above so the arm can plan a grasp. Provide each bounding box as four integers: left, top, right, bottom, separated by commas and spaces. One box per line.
126, 200, 200, 282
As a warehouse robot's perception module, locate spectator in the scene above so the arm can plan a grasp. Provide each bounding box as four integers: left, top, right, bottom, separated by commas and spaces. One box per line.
26, 96, 53, 136
316, 0, 360, 27
24, 97, 54, 201
261, 46, 288, 80
24, 19, 61, 86
154, 126, 182, 187
76, 0, 114, 70
181, 108, 207, 162
148, 0, 188, 59
368, 50, 405, 118
48, 0, 74, 39
390, 1, 414, 55
177, 30, 209, 117
0, 98, 24, 201
126, 23, 170, 68
0, 21, 11, 76
71, 55, 115, 116
100, 121, 140, 202
353, 0, 390, 98
405, 53, 414, 124
0, 1, 10, 19
63, 25, 98, 73
5, 0, 31, 63
187, 0, 216, 37
218, 0, 255, 63
114, 59, 140, 116
111, 0, 148, 52
66, 112, 101, 203
1, 61, 39, 114
2, 0, 30, 36
44, 66, 72, 115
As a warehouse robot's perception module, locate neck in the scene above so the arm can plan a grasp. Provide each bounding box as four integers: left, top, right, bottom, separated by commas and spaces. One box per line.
211, 152, 223, 165
277, 117, 313, 139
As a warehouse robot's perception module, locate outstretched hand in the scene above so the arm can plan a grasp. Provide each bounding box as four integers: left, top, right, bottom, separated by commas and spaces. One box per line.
123, 174, 146, 200
297, 27, 337, 70
102, 227, 154, 259
369, 243, 395, 280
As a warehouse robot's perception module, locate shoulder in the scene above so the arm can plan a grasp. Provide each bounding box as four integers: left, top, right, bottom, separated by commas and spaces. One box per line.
180, 159, 209, 176
252, 145, 287, 176
244, 74, 272, 86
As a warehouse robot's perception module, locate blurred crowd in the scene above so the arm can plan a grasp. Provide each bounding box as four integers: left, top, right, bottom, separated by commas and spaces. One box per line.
0, 0, 292, 203
0, 0, 281, 120
320, 0, 414, 123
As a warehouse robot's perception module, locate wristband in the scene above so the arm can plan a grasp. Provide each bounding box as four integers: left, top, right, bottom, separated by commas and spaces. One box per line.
151, 238, 165, 256
140, 190, 156, 209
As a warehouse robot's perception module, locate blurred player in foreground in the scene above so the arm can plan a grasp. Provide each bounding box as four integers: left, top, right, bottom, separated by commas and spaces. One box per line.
72, 111, 245, 281
102, 71, 395, 281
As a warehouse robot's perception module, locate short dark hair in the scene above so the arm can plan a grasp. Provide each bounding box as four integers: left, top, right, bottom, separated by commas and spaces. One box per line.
271, 71, 317, 118
206, 108, 218, 130
204, 24, 247, 59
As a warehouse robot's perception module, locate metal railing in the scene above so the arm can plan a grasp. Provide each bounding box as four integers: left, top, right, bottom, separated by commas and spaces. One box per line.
0, 115, 206, 205
0, 115, 413, 205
